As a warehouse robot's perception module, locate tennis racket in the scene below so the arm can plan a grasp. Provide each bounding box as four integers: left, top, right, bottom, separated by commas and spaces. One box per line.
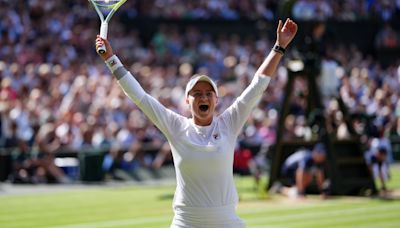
89, 0, 127, 54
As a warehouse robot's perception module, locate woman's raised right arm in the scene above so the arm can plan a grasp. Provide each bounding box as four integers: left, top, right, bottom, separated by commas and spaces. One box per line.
95, 36, 182, 139
96, 35, 146, 103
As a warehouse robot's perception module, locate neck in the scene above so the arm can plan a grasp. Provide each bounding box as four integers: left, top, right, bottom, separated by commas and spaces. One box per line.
193, 116, 213, 126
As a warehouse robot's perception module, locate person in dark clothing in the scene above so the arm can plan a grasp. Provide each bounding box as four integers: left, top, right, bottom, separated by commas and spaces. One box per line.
365, 146, 390, 194
3, 121, 42, 183
272, 143, 328, 199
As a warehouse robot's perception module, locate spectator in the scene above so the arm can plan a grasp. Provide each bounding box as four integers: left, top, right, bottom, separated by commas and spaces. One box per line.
3, 121, 39, 184
34, 122, 71, 183
102, 144, 139, 181
292, 0, 318, 21
375, 24, 399, 49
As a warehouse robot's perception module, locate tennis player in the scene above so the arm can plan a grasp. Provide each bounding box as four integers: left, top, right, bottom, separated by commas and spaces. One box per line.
96, 18, 297, 228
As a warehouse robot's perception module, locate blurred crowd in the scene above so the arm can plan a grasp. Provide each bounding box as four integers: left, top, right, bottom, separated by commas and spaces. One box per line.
291, 0, 400, 21
0, 0, 399, 183
122, 0, 400, 21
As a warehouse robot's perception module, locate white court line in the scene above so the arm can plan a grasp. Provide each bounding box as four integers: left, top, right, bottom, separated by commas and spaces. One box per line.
256, 210, 400, 227
357, 220, 400, 228
238, 200, 364, 215
246, 212, 400, 228
47, 216, 171, 228
46, 203, 400, 228
245, 203, 400, 224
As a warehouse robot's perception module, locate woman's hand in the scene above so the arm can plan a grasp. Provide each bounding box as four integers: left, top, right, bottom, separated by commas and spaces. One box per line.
95, 35, 114, 61
276, 18, 298, 48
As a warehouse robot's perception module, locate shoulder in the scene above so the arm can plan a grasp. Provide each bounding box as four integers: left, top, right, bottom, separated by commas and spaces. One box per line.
295, 149, 311, 158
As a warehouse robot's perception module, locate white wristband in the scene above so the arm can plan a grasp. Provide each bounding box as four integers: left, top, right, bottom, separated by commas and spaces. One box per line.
105, 55, 123, 73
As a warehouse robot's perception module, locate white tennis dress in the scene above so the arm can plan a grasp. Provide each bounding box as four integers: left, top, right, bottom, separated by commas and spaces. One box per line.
110, 55, 271, 228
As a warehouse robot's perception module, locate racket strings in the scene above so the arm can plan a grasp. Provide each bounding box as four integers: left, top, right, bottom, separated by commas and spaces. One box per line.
92, 0, 123, 9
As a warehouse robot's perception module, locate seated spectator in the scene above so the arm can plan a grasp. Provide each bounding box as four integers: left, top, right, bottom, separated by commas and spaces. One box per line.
365, 146, 390, 194
271, 143, 328, 199
151, 141, 172, 169
3, 121, 42, 184
375, 24, 399, 49
34, 122, 71, 183
102, 144, 139, 181
11, 146, 47, 184
128, 127, 172, 179
102, 128, 172, 181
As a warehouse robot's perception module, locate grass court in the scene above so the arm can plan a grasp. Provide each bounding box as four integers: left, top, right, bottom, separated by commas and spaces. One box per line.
1, 165, 400, 228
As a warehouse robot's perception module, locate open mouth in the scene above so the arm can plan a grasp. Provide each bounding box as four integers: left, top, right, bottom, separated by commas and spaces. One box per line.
199, 104, 209, 112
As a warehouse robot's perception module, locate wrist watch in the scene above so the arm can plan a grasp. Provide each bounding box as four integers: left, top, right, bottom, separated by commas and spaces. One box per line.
273, 44, 286, 55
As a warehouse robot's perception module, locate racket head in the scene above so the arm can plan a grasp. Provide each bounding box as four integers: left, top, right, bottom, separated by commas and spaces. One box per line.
89, 0, 127, 22
91, 0, 126, 9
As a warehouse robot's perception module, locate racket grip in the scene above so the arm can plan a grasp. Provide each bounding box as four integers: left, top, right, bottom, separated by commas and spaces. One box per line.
98, 22, 108, 54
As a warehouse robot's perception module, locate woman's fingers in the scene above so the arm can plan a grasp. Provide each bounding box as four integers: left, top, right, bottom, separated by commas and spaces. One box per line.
281, 19, 297, 37
282, 18, 290, 32
94, 35, 113, 59
288, 19, 298, 33
95, 36, 105, 48
277, 20, 283, 34
276, 18, 297, 47
284, 19, 295, 31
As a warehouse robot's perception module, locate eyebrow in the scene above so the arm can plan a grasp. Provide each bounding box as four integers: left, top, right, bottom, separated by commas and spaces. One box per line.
191, 89, 214, 93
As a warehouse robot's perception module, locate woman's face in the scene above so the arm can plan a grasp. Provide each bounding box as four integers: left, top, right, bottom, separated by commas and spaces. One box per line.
186, 81, 218, 126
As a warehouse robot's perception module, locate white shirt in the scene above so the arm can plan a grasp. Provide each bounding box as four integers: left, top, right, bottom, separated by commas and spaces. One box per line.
117, 72, 271, 227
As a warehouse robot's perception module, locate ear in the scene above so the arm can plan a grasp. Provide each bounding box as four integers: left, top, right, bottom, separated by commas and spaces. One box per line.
185, 97, 189, 104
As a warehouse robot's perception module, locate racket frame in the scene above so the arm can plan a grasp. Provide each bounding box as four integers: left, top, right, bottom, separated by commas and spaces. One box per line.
89, 0, 127, 54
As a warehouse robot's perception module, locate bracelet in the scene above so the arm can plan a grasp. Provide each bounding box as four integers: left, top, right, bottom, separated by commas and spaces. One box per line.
105, 55, 123, 73
273, 44, 286, 55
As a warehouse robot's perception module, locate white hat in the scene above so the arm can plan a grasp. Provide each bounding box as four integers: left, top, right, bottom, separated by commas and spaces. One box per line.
185, 74, 218, 97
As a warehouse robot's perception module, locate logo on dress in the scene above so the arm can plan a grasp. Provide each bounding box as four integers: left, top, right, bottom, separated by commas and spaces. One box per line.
213, 133, 219, 140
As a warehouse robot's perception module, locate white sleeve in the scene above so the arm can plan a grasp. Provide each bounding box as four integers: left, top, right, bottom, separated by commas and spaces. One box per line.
221, 74, 271, 136
116, 71, 183, 140
104, 55, 183, 139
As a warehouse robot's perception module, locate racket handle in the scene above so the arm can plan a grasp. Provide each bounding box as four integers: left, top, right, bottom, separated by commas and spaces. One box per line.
98, 22, 108, 54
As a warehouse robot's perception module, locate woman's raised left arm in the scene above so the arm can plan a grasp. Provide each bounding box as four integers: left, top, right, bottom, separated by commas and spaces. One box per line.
255, 18, 298, 78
